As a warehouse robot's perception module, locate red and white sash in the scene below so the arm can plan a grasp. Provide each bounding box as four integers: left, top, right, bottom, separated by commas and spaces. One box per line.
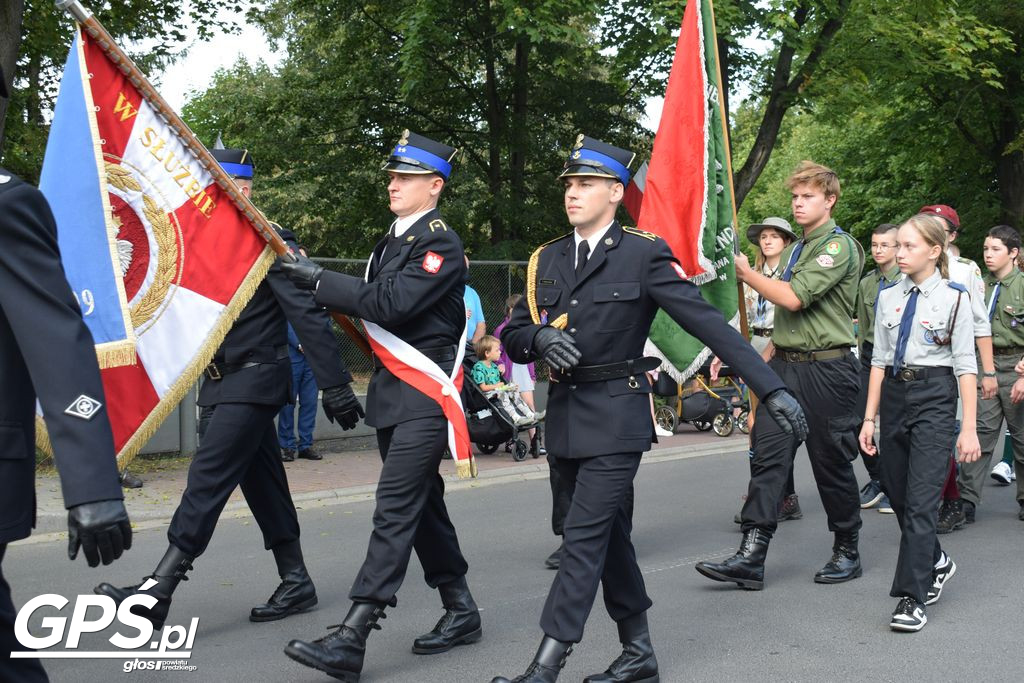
362, 255, 476, 478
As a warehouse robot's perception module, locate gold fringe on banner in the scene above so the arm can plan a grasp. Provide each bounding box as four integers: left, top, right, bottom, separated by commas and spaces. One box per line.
455, 457, 478, 480
94, 341, 138, 369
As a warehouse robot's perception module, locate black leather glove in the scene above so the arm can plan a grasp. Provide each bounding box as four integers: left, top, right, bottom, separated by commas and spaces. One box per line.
279, 252, 324, 291
67, 499, 132, 567
763, 388, 809, 442
533, 326, 582, 372
322, 383, 365, 430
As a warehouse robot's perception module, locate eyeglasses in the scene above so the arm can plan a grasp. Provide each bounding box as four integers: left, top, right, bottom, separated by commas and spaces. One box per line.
871, 243, 896, 251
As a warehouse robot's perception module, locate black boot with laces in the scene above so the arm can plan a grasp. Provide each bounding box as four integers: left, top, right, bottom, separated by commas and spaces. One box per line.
284, 599, 392, 682
94, 544, 194, 630
491, 636, 573, 683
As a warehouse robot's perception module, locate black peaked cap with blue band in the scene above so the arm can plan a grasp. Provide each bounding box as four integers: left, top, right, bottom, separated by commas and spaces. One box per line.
559, 134, 636, 185
383, 130, 458, 180
211, 148, 254, 180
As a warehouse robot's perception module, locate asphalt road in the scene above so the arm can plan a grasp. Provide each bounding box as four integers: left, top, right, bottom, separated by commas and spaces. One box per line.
6, 450, 1023, 682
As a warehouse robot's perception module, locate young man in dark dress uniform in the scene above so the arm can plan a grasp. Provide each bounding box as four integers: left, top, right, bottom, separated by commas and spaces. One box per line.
95, 147, 363, 630
492, 135, 807, 683
280, 132, 483, 682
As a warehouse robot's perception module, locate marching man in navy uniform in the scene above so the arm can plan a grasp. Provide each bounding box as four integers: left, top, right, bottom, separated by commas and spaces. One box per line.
493, 136, 808, 683
280, 131, 482, 682
0, 65, 133, 683
96, 147, 363, 630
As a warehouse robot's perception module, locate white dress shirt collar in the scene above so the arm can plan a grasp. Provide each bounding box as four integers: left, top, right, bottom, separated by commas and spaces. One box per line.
392, 209, 433, 237
573, 220, 615, 267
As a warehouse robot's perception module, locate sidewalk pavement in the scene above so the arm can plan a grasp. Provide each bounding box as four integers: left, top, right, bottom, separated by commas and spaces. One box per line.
27, 426, 751, 541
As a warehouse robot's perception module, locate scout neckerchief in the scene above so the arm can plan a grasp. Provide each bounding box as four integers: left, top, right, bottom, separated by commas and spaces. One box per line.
892, 286, 920, 375
755, 263, 779, 326
361, 254, 475, 479
988, 280, 1003, 321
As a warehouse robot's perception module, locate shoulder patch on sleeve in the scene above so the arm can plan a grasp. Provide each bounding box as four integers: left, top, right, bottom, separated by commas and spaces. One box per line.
824, 240, 842, 255
428, 219, 448, 232
947, 281, 967, 293
622, 226, 658, 241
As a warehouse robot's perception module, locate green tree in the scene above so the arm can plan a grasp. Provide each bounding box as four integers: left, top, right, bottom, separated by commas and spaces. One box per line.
0, 0, 242, 179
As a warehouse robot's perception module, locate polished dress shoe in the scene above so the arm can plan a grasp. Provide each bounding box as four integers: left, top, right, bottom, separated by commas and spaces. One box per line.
491, 635, 573, 683
694, 528, 770, 590
814, 531, 862, 583
94, 544, 194, 630
412, 576, 482, 654
544, 541, 564, 570
251, 540, 318, 622
284, 600, 390, 682
583, 612, 659, 682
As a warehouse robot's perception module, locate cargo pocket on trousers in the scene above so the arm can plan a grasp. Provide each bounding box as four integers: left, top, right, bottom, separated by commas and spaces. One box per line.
828, 414, 862, 462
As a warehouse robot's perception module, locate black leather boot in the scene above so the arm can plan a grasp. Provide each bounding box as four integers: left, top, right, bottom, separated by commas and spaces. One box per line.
491, 635, 573, 683
250, 540, 318, 622
412, 576, 482, 654
544, 541, 564, 570
94, 545, 194, 630
694, 528, 770, 590
583, 612, 659, 683
284, 600, 392, 682
814, 531, 862, 583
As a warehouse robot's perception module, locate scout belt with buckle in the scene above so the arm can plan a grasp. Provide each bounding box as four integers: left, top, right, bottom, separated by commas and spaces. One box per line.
372, 345, 456, 370
775, 347, 849, 363
553, 356, 661, 387
886, 366, 953, 382
751, 327, 773, 338
993, 345, 1024, 357
205, 345, 289, 380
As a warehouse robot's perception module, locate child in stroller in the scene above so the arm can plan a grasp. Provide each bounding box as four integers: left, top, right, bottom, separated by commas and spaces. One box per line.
471, 335, 544, 426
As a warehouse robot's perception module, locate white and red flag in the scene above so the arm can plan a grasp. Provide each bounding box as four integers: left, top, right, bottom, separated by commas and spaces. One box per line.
38, 26, 273, 466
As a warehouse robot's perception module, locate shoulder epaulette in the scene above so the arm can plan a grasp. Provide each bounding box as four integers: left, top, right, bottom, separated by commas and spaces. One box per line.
948, 281, 967, 293
428, 219, 448, 232
622, 226, 657, 241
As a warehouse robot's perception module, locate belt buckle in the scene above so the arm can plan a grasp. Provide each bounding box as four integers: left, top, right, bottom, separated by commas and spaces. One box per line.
899, 368, 915, 382
205, 363, 222, 381
785, 351, 800, 363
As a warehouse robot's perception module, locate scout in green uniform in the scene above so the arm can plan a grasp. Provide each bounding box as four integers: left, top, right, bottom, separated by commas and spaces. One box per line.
697, 161, 865, 590
957, 225, 1024, 522
855, 223, 903, 511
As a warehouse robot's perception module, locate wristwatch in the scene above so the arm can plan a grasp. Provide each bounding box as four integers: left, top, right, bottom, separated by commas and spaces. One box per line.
983, 371, 997, 378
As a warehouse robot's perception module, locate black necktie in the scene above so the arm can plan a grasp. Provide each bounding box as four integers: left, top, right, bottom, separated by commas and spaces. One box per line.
575, 240, 590, 280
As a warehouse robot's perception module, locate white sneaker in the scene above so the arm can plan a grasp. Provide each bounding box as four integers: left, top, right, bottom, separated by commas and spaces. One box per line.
991, 461, 1013, 485
925, 552, 957, 605
655, 425, 673, 438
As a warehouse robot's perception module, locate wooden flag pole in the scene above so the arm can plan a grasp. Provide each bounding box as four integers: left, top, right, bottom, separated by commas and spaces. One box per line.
55, 0, 373, 359
707, 0, 759, 419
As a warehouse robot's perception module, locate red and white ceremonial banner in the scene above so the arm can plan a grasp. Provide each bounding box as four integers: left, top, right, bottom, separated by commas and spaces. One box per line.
622, 161, 648, 224
40, 26, 273, 466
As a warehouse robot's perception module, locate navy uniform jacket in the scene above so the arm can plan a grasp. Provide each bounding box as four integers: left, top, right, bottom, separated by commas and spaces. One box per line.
198, 227, 351, 407
502, 222, 786, 459
0, 169, 123, 544
314, 208, 466, 429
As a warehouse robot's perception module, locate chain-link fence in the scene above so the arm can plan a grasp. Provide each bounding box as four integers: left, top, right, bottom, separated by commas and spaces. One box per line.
315, 258, 529, 388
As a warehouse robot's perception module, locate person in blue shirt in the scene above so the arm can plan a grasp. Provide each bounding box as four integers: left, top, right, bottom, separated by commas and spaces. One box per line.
279, 321, 323, 461
464, 257, 487, 343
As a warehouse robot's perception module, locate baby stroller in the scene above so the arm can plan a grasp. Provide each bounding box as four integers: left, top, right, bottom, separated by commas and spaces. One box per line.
460, 347, 544, 462
652, 362, 750, 437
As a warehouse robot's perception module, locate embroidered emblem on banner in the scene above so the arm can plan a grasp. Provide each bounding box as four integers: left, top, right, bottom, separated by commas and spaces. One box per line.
423, 251, 444, 273
65, 394, 103, 420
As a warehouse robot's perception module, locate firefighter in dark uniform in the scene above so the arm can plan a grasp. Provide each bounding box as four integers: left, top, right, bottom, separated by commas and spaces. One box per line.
95, 147, 363, 630
492, 135, 807, 683
696, 161, 865, 591
280, 131, 482, 682
0, 68, 133, 682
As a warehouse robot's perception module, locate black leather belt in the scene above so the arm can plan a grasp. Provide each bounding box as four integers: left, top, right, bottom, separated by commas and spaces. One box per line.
751, 327, 772, 338
885, 366, 954, 382
993, 345, 1024, 357
205, 345, 288, 380
372, 345, 456, 370
553, 356, 661, 384
775, 347, 849, 363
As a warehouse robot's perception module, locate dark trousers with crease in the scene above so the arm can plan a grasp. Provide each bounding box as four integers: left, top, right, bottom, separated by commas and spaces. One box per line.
741, 354, 862, 535
549, 453, 634, 536
540, 453, 651, 643
349, 416, 469, 604
855, 351, 882, 482
169, 402, 300, 557
878, 374, 955, 604
1, 545, 48, 683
